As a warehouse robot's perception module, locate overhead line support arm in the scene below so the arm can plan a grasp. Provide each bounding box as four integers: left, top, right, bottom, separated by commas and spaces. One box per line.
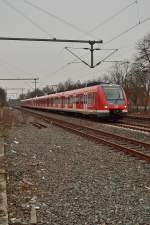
0, 37, 103, 44
0, 36, 103, 68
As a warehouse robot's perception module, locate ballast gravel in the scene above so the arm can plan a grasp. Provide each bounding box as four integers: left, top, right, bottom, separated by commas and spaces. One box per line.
5, 111, 150, 225
29, 111, 150, 143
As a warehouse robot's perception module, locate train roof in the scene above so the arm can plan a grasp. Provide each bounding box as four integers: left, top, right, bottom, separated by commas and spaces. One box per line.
21, 83, 121, 101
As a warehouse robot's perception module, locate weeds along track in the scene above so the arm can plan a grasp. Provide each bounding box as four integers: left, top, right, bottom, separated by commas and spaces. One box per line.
0, 107, 14, 137
16, 107, 150, 163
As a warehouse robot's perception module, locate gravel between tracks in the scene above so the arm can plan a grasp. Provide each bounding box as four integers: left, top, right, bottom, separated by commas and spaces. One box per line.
30, 111, 150, 143
5, 110, 150, 225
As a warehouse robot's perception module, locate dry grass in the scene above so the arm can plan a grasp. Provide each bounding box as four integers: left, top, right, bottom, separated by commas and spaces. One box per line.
0, 107, 29, 137
0, 107, 15, 137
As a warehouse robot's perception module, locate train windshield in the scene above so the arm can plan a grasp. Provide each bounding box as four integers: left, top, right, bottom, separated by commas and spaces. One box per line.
102, 85, 124, 104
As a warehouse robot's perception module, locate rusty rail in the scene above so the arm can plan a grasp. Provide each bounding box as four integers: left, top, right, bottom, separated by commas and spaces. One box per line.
16, 107, 150, 163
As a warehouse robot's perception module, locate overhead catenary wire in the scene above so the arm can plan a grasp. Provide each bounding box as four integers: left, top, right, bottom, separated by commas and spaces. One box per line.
43, 12, 150, 84
56, 15, 150, 78
3, 0, 145, 72
22, 0, 140, 40
63, 14, 150, 79
0, 0, 149, 83
51, 0, 148, 74
0, 55, 36, 90
5, 0, 137, 73
2, 0, 55, 37
0, 56, 32, 76
2, 0, 69, 62
38, 62, 72, 89
104, 16, 150, 46
52, 0, 147, 72
22, 0, 97, 39
86, 0, 137, 35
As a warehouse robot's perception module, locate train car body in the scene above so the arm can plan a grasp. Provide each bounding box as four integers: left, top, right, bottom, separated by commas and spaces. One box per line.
21, 84, 128, 119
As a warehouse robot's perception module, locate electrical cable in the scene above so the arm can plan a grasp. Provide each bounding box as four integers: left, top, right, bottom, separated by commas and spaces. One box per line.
2, 0, 54, 37
18, 0, 144, 76
87, 0, 137, 34
104, 16, 150, 46
1, 0, 149, 82
0, 55, 35, 90
44, 14, 150, 81
71, 15, 150, 63
58, 1, 148, 71
0, 57, 32, 76
22, 0, 97, 39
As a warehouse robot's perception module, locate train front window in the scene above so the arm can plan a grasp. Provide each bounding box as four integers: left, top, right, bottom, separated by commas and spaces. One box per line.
102, 86, 124, 104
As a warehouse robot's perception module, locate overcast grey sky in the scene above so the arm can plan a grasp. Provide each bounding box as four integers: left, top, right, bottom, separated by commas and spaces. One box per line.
0, 0, 150, 98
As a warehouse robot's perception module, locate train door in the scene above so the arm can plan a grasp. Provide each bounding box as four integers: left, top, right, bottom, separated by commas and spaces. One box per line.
73, 95, 76, 109
84, 92, 88, 111
47, 98, 49, 108
62, 96, 64, 108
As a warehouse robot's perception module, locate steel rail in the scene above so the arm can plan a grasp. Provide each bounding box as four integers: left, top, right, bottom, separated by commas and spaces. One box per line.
49, 120, 150, 163
126, 115, 150, 122
30, 121, 48, 128
16, 107, 150, 162
109, 122, 150, 133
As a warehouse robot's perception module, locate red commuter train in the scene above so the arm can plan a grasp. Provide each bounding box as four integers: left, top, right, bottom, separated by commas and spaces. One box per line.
21, 83, 128, 119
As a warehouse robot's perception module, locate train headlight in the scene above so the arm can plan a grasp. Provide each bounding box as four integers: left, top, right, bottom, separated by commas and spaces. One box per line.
124, 105, 127, 108
104, 105, 108, 109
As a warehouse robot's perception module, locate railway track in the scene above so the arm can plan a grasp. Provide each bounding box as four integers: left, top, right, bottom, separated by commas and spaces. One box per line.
127, 115, 150, 121
109, 121, 150, 133
30, 111, 150, 133
113, 115, 150, 133
16, 107, 150, 163
30, 121, 48, 129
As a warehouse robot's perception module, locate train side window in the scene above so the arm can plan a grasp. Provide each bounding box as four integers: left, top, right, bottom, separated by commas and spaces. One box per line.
58, 97, 60, 104
80, 95, 83, 103
65, 97, 67, 104
76, 95, 79, 103
72, 96, 74, 104
68, 97, 70, 104
57, 97, 59, 105
70, 96, 72, 104
56, 97, 59, 105
70, 96, 74, 104
83, 93, 88, 104
73, 96, 76, 104
88, 93, 92, 104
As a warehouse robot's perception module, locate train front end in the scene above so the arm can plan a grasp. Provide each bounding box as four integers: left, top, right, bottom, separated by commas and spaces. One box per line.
101, 84, 128, 119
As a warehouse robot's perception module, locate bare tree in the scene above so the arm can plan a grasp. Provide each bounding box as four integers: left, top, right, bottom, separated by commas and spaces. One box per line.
135, 33, 150, 110
108, 61, 130, 88
43, 85, 55, 94
26, 88, 44, 98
